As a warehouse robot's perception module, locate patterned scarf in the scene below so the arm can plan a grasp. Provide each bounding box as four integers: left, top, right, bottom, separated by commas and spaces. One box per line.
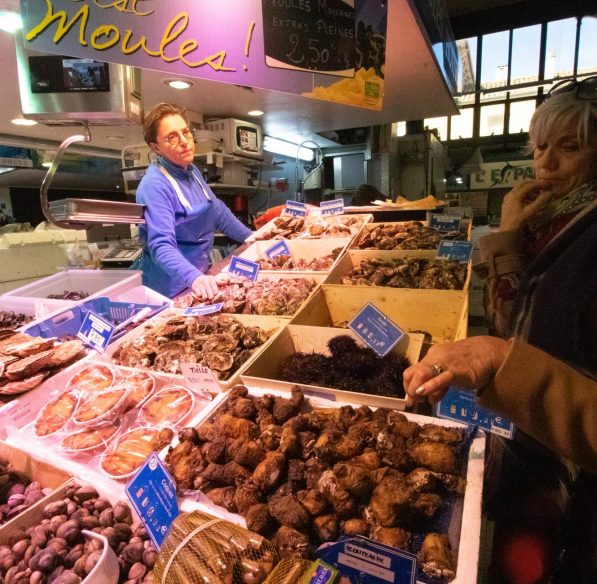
527, 179, 597, 237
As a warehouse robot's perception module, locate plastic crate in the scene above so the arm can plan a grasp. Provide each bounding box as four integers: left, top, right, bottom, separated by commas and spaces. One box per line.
22, 296, 168, 343
1, 269, 141, 303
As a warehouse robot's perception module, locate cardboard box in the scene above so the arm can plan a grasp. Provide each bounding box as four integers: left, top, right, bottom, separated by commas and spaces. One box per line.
291, 285, 468, 343
241, 324, 423, 409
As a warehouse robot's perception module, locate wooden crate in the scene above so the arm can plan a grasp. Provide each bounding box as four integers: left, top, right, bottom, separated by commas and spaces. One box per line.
241, 324, 423, 409
291, 285, 468, 343
232, 239, 351, 276
350, 219, 472, 251
325, 249, 472, 294
0, 442, 72, 540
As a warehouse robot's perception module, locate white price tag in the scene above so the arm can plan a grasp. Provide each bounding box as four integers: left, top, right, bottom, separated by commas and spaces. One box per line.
180, 362, 221, 395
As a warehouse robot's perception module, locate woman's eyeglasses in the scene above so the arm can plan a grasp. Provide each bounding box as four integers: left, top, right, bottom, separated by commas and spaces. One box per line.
159, 127, 194, 146
546, 76, 597, 101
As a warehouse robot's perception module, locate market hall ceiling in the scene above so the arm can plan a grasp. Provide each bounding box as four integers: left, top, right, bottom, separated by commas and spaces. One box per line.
0, 0, 594, 190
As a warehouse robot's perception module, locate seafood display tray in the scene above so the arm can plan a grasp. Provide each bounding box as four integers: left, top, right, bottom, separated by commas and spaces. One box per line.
5, 358, 213, 495
0, 442, 72, 537
1, 269, 141, 305
349, 220, 472, 251
324, 249, 472, 293
22, 296, 169, 343
0, 295, 75, 330
247, 213, 373, 243
231, 238, 352, 275
241, 324, 424, 409
291, 285, 468, 344
0, 477, 128, 584
178, 387, 485, 584
102, 309, 289, 390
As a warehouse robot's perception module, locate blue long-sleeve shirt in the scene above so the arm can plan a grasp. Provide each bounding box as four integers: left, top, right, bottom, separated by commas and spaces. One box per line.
135, 157, 252, 297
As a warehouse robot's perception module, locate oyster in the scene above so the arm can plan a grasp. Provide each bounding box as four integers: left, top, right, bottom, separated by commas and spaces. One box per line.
355, 221, 467, 250
0, 372, 47, 395
202, 333, 238, 353
203, 352, 234, 372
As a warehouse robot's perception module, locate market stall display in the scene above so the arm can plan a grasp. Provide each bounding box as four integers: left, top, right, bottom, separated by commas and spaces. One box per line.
233, 240, 348, 275
249, 214, 370, 242
174, 276, 320, 317
1, 269, 141, 314
0, 311, 33, 330
108, 311, 286, 386
164, 386, 482, 582
7, 359, 211, 490
291, 286, 468, 344
0, 479, 157, 584
0, 332, 86, 396
0, 443, 70, 527
337, 257, 467, 290
353, 221, 468, 250
242, 325, 422, 409
154, 509, 278, 584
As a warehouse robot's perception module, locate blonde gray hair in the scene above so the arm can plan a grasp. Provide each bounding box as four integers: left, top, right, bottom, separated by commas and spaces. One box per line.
527, 91, 597, 152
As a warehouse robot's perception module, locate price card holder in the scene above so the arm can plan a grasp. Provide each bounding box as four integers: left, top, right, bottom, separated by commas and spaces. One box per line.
229, 256, 260, 281
320, 198, 344, 216
265, 240, 291, 258
429, 214, 462, 231
77, 311, 114, 353
125, 452, 180, 549
436, 387, 515, 439
183, 303, 223, 316
317, 536, 418, 584
282, 200, 307, 217
348, 303, 404, 358
437, 240, 474, 263
180, 362, 221, 395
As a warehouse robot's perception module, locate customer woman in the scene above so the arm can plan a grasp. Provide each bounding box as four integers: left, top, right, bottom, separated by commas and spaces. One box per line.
134, 103, 252, 298
473, 77, 597, 584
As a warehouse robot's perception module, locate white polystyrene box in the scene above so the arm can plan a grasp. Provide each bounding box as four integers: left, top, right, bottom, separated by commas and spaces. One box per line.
1, 269, 141, 306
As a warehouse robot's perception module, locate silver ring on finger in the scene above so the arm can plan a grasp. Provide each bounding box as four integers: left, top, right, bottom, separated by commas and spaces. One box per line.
429, 363, 444, 378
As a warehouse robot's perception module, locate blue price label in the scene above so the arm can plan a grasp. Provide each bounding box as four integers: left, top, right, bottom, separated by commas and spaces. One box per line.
437, 240, 473, 263
265, 240, 291, 258
436, 387, 515, 439
125, 452, 180, 549
429, 214, 462, 231
183, 303, 223, 316
283, 200, 307, 217
320, 198, 344, 216
317, 536, 418, 584
76, 311, 114, 352
348, 303, 404, 357
229, 256, 260, 281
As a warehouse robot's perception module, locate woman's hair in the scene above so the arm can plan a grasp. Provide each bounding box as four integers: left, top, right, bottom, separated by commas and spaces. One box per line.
528, 91, 597, 152
143, 102, 189, 145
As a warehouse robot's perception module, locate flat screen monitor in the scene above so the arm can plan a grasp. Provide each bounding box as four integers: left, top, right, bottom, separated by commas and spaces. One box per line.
28, 56, 110, 93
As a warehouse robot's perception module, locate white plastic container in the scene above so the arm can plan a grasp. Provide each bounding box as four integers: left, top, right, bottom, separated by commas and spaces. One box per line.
82, 530, 120, 584
1, 269, 141, 306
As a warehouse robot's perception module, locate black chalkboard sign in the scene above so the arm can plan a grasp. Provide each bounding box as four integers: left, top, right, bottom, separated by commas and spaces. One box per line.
262, 0, 356, 76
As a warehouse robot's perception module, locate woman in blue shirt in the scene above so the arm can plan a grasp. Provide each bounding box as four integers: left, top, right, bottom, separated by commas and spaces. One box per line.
134, 103, 252, 298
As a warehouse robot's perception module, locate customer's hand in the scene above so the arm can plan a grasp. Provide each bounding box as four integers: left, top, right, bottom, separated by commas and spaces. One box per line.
191, 275, 219, 300
499, 180, 553, 231
403, 336, 511, 407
